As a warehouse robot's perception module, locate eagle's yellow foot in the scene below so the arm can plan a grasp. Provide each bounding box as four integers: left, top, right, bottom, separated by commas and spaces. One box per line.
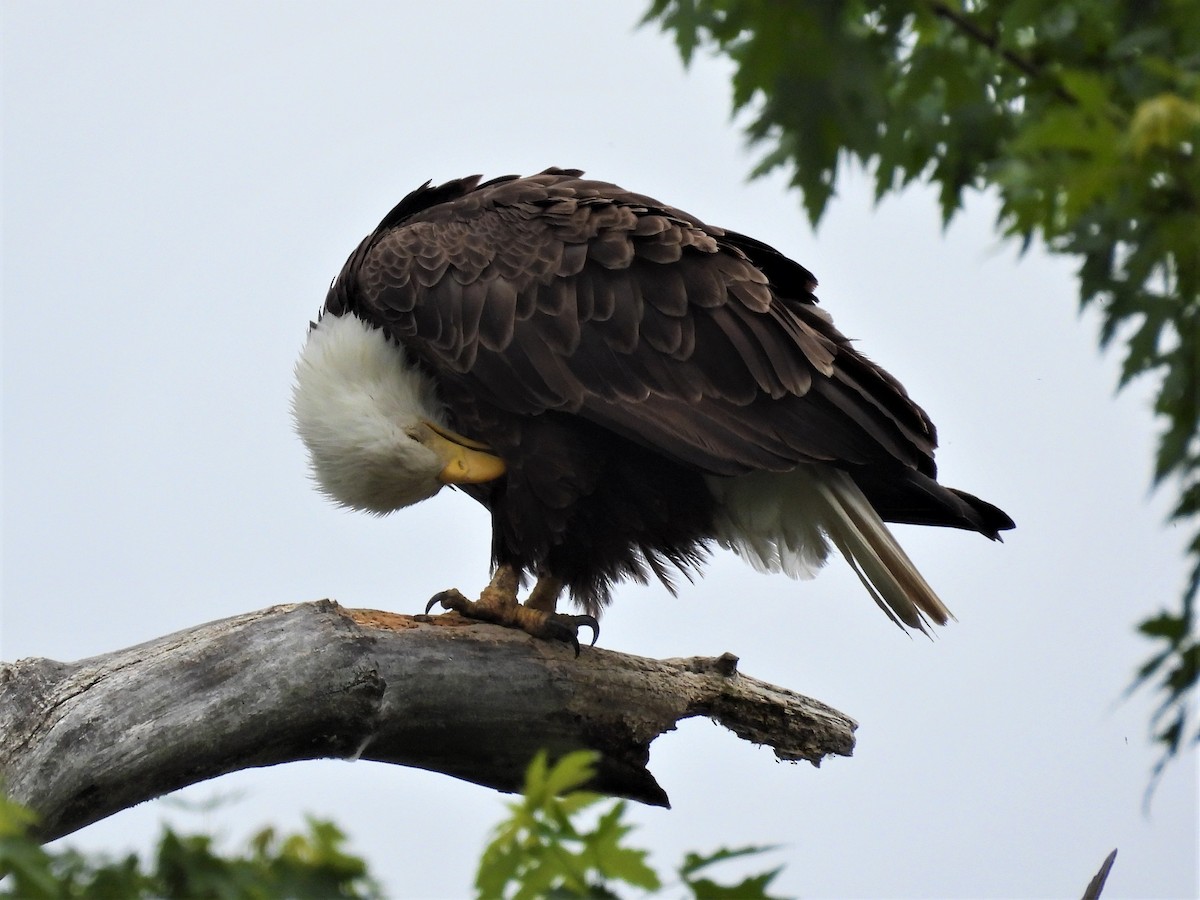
424, 566, 598, 656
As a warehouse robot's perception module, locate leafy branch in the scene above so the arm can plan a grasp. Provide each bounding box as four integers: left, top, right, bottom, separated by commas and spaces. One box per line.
926, 1, 1077, 103
0, 792, 381, 899
643, 0, 1200, 784
2, 755, 792, 900
476, 751, 789, 899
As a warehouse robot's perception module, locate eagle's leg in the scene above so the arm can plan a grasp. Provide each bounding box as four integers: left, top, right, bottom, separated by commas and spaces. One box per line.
477, 563, 521, 612
424, 564, 519, 623
524, 574, 563, 612
424, 567, 598, 655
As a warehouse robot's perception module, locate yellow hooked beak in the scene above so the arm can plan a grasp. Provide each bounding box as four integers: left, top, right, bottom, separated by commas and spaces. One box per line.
414, 420, 507, 484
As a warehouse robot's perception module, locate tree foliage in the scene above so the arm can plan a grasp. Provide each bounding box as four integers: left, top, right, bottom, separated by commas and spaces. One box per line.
2, 754, 789, 899
0, 792, 381, 899
476, 751, 787, 899
643, 0, 1200, 780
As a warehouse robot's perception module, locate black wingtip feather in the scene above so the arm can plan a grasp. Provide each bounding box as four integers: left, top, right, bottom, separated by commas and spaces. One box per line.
948, 488, 1016, 539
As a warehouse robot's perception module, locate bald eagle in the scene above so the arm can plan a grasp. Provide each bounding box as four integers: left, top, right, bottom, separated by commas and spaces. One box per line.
293, 168, 1013, 650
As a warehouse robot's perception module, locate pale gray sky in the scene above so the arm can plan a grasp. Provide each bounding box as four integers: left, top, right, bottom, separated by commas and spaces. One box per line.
3, 3, 1197, 898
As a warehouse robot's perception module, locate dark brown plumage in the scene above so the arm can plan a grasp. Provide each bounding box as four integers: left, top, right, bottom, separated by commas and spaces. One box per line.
309, 167, 1013, 628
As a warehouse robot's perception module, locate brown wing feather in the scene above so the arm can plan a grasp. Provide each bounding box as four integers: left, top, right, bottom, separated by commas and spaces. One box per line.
338, 168, 938, 481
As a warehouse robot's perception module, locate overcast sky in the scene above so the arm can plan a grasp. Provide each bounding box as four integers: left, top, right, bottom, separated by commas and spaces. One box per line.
3, 3, 1197, 898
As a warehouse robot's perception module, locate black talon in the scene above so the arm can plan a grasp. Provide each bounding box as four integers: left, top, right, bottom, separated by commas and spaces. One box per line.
425, 590, 467, 615
541, 613, 599, 657
575, 615, 600, 647
424, 593, 446, 615
570, 616, 599, 657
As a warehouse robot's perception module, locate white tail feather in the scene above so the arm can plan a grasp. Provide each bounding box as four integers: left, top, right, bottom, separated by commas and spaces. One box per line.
709, 467, 953, 632
812, 470, 952, 631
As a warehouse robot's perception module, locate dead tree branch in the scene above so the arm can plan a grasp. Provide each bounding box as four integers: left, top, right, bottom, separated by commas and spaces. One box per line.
0, 600, 856, 841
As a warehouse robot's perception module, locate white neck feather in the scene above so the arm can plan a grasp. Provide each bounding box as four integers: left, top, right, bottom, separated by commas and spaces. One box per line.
291, 312, 447, 514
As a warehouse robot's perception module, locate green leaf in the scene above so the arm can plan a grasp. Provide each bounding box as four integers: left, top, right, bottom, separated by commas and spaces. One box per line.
1129, 93, 1200, 158
0, 840, 62, 900
680, 845, 782, 878
542, 751, 599, 798
580, 803, 661, 891
679, 846, 789, 899
0, 793, 42, 842
1139, 612, 1189, 641
687, 867, 787, 900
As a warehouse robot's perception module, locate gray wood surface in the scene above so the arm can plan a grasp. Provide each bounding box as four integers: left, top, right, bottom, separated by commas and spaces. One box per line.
1, 600, 856, 840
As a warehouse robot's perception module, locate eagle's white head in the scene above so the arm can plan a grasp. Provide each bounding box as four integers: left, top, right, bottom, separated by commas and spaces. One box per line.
291, 312, 504, 514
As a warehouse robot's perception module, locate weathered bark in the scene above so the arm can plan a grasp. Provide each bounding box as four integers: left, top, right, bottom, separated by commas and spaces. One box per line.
0, 600, 856, 841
